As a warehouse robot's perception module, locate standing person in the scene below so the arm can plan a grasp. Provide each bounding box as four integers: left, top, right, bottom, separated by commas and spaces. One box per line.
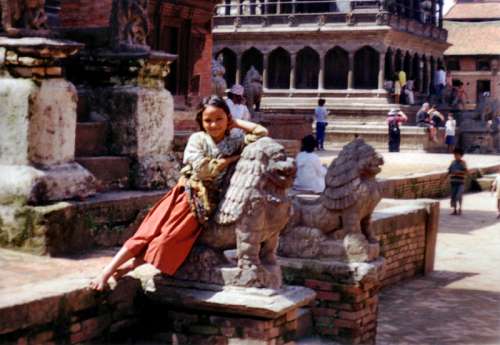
455, 82, 468, 110
387, 108, 408, 152
226, 84, 251, 122
491, 173, 500, 219
394, 73, 401, 104
90, 96, 268, 290
447, 148, 468, 216
444, 113, 457, 152
434, 66, 446, 104
293, 135, 327, 193
315, 98, 329, 151
398, 70, 407, 104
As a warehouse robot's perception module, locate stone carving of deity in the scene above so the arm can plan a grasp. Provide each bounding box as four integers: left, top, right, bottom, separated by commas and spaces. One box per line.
0, 0, 49, 35
212, 54, 227, 98
110, 0, 151, 52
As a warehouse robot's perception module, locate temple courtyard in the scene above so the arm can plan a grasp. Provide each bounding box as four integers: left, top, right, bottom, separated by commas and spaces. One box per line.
1, 160, 499, 344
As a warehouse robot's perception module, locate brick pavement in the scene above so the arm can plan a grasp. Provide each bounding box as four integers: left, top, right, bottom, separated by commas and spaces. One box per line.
377, 192, 500, 345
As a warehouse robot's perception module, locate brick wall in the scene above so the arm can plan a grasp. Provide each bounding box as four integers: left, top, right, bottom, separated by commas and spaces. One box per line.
60, 0, 112, 27
371, 205, 434, 288
0, 278, 143, 344
378, 163, 500, 199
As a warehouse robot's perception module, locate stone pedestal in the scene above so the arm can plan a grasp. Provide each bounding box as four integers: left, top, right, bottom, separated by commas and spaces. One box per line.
279, 257, 385, 345
0, 38, 96, 204
71, 51, 179, 190
144, 276, 316, 345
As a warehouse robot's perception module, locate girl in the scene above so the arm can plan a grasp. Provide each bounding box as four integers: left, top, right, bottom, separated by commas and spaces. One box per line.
90, 96, 268, 290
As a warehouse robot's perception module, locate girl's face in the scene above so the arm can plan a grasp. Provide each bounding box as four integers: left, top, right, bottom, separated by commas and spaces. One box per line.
202, 105, 229, 143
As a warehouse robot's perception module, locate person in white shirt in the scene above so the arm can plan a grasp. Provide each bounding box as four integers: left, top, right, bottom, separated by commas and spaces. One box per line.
444, 113, 456, 153
226, 84, 251, 121
293, 135, 327, 193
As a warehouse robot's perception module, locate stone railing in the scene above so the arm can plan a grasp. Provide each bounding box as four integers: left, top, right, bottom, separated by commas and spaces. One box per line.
214, 0, 447, 42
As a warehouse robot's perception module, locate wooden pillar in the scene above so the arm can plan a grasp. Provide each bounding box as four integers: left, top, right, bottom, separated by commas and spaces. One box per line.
378, 51, 385, 90
318, 53, 325, 90
263, 52, 269, 89
289, 52, 296, 89
236, 53, 242, 85
347, 52, 354, 89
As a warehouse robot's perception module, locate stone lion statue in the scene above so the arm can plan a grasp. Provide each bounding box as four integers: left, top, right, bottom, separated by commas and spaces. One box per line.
279, 138, 384, 263
243, 66, 263, 114
175, 137, 296, 289
211, 54, 227, 98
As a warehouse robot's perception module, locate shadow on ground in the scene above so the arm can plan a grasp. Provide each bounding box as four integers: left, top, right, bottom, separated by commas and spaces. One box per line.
438, 208, 499, 235
377, 271, 500, 345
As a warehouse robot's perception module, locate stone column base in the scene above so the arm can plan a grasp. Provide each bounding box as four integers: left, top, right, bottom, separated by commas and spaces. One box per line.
279, 257, 385, 345
0, 163, 96, 205
143, 277, 316, 344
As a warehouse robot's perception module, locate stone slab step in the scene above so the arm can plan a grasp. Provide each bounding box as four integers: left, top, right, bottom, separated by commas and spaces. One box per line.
0, 189, 166, 256
75, 122, 108, 156
76, 156, 130, 192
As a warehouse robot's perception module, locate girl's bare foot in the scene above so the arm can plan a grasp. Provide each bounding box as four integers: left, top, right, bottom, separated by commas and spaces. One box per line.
89, 268, 113, 291
114, 257, 145, 279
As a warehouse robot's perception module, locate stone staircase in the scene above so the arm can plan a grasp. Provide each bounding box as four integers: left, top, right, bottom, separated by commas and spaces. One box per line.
75, 94, 131, 192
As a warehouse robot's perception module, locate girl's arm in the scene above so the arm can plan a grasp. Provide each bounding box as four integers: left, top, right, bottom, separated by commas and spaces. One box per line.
230, 118, 269, 143
231, 118, 267, 134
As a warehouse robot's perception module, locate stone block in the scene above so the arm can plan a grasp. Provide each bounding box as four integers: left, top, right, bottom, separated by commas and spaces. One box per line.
94, 86, 178, 189
145, 280, 316, 319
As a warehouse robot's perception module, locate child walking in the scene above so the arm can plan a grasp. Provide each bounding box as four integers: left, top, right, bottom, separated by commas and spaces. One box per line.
444, 113, 456, 153
90, 96, 268, 290
447, 148, 468, 216
491, 173, 500, 219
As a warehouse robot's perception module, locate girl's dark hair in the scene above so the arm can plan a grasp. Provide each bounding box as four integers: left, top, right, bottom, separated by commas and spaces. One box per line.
301, 135, 317, 153
195, 95, 232, 131
318, 98, 326, 106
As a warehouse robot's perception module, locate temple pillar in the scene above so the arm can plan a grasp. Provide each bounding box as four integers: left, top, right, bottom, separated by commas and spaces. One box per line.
318, 53, 325, 90
263, 52, 269, 90
236, 53, 242, 85
290, 52, 296, 89
378, 51, 385, 90
0, 38, 96, 204
347, 52, 354, 89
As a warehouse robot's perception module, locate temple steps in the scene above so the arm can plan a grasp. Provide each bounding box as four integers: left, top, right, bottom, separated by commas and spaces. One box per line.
76, 156, 131, 192
75, 121, 109, 156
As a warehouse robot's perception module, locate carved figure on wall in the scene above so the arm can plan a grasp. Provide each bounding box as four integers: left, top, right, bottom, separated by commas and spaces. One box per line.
211, 54, 227, 98
243, 65, 263, 114
110, 0, 151, 52
279, 138, 384, 262
175, 137, 296, 289
0, 0, 48, 36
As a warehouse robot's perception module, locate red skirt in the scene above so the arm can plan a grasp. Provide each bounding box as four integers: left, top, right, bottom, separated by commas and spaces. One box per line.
123, 184, 201, 275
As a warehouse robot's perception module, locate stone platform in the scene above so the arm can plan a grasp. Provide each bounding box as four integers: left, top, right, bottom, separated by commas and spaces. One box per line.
0, 189, 165, 255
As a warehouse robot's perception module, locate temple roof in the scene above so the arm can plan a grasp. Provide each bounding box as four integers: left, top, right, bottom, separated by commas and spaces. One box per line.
444, 20, 500, 55
445, 1, 500, 21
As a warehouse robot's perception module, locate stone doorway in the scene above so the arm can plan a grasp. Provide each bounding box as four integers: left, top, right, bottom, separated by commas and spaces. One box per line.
354, 46, 379, 89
